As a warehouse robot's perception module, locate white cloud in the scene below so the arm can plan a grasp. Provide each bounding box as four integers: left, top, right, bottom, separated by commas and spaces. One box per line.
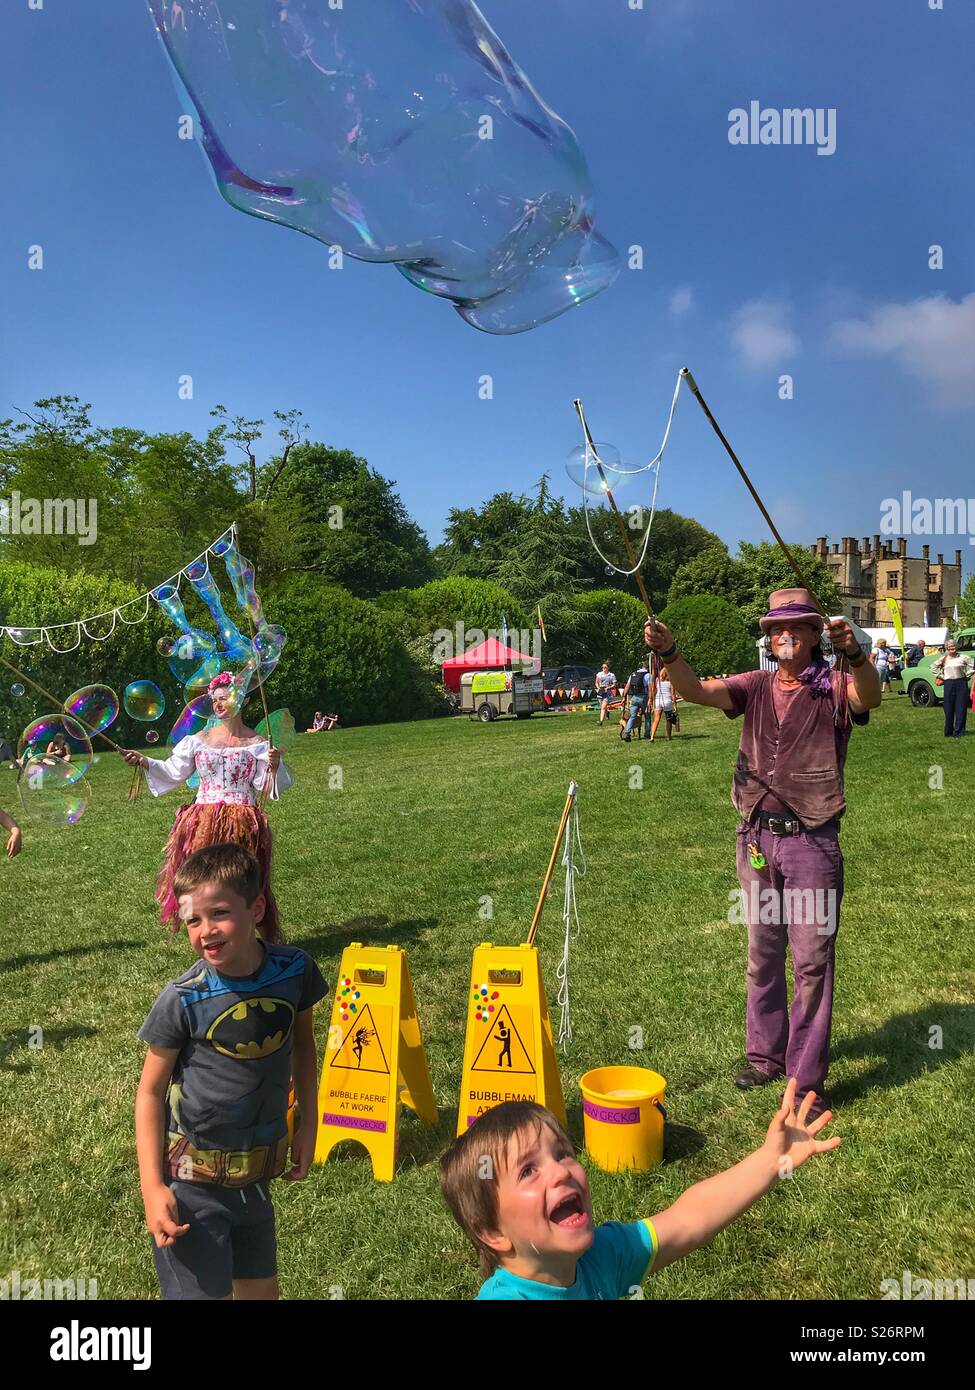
669, 286, 693, 319
832, 294, 975, 409
731, 298, 800, 369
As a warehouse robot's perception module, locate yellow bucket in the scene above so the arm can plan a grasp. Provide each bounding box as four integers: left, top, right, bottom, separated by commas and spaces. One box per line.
579, 1066, 667, 1173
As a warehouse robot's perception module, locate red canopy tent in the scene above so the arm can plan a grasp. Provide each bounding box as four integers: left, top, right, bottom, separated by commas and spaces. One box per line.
441, 637, 537, 693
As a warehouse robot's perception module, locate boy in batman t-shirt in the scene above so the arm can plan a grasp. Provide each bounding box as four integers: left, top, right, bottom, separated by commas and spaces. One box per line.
136, 843, 327, 1300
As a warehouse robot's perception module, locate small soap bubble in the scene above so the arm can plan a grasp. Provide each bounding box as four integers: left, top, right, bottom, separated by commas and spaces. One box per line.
10, 683, 25, 697
124, 679, 167, 722
146, 729, 161, 745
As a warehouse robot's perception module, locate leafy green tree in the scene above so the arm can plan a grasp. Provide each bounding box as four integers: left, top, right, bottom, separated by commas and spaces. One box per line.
210, 405, 307, 504
559, 589, 647, 676
0, 397, 244, 584
435, 492, 537, 581
658, 594, 756, 676
667, 541, 749, 608
733, 542, 840, 627
956, 572, 975, 629
668, 540, 841, 629
375, 577, 528, 644
566, 506, 722, 611
267, 443, 434, 597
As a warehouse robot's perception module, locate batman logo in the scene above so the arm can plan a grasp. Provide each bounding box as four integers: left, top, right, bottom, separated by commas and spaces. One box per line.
207, 997, 295, 1060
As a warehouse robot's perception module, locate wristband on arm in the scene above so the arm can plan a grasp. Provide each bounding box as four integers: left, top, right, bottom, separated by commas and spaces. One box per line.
659, 643, 678, 662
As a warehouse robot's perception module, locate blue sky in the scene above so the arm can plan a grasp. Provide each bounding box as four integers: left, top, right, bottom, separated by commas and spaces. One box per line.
3, 0, 973, 568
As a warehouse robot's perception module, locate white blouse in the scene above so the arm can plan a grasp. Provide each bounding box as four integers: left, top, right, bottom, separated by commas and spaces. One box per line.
932, 652, 974, 681
143, 735, 293, 806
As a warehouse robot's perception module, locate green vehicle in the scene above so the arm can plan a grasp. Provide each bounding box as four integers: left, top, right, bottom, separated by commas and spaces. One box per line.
902, 628, 975, 707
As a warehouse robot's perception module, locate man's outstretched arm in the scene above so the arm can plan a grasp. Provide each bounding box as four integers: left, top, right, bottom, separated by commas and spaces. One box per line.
644, 620, 734, 710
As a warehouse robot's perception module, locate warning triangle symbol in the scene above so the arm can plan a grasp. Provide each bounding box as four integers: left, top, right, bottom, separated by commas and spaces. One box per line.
329, 1004, 390, 1075
471, 1005, 535, 1075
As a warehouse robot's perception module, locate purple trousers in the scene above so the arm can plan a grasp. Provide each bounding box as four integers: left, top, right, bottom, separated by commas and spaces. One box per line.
735, 821, 843, 1097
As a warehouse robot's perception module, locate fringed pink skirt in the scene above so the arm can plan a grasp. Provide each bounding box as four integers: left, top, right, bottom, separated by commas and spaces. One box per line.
156, 801, 282, 943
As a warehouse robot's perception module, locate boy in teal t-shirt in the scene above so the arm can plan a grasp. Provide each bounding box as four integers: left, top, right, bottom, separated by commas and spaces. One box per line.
440, 1083, 838, 1300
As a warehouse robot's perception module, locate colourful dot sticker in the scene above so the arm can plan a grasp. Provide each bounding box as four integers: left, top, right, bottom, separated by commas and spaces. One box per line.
488, 1005, 494, 1012
491, 992, 499, 999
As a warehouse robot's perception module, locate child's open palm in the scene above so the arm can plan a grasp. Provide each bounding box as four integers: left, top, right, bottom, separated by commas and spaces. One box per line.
762, 1077, 841, 1173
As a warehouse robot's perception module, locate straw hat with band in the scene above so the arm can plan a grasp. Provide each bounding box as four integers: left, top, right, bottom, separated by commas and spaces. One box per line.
759, 588, 825, 635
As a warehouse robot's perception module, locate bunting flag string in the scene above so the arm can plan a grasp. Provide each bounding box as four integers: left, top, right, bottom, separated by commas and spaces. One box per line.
0, 526, 238, 653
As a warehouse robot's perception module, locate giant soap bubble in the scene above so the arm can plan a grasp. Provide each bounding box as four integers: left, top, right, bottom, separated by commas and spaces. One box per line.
18, 714, 94, 784
565, 442, 645, 499
63, 685, 119, 736
17, 757, 89, 827
169, 693, 215, 745
147, 0, 618, 333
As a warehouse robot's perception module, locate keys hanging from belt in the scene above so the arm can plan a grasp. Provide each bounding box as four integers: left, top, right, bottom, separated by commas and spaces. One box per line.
748, 841, 767, 872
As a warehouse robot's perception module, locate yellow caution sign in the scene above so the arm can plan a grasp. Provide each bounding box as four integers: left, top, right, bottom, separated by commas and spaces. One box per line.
315, 943, 437, 1181
457, 942, 566, 1134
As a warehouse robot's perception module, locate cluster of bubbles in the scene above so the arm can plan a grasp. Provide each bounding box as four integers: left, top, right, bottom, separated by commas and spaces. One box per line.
5, 538, 290, 827
13, 685, 121, 829
148, 0, 618, 333
9, 677, 172, 829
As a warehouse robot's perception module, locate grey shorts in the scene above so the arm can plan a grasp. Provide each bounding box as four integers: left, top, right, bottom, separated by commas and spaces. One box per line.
152, 1179, 277, 1301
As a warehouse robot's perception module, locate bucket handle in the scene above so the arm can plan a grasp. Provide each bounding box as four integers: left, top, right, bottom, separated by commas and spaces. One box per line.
654, 1101, 667, 1121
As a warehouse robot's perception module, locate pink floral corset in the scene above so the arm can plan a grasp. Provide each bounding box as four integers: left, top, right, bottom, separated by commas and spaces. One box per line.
194, 745, 260, 806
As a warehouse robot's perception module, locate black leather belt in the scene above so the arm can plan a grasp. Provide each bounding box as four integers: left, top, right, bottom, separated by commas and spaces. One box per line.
756, 811, 804, 836
756, 811, 837, 836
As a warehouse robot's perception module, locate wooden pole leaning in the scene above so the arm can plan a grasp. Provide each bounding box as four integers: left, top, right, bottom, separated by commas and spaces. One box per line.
526, 781, 578, 948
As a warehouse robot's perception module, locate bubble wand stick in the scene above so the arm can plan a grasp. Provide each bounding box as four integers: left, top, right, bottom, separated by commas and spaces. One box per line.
573, 399, 660, 713
677, 367, 850, 722
526, 781, 578, 948
242, 608, 276, 812
572, 400, 659, 629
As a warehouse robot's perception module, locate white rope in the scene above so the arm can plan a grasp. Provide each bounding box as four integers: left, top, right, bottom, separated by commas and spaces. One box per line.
0, 524, 238, 646
555, 793, 586, 1051
582, 368, 684, 578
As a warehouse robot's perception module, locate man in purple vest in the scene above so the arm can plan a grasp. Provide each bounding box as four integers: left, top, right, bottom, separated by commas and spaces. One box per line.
646, 588, 881, 1119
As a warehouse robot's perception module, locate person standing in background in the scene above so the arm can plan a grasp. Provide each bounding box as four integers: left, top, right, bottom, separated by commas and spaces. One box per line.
595, 661, 618, 725
932, 640, 974, 737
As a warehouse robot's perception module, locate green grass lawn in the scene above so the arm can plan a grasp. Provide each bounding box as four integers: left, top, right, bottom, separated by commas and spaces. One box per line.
1, 695, 972, 1300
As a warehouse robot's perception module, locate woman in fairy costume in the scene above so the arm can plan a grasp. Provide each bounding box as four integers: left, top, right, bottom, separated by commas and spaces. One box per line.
120, 673, 290, 942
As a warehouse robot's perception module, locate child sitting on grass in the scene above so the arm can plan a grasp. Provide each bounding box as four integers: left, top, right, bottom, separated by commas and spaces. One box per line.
136, 842, 327, 1300
440, 1083, 839, 1300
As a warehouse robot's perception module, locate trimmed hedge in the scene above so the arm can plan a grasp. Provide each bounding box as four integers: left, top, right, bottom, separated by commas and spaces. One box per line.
658, 594, 755, 676
0, 559, 175, 752
567, 588, 648, 678
263, 575, 429, 726
374, 577, 529, 649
